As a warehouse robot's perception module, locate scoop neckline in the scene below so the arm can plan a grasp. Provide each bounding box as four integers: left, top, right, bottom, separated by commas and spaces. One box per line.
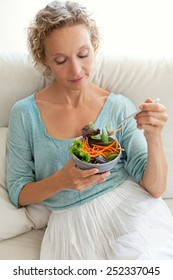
31, 92, 114, 141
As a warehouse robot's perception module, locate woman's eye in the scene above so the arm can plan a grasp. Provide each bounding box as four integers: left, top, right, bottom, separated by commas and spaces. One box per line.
56, 60, 66, 65
79, 54, 89, 58
78, 49, 89, 58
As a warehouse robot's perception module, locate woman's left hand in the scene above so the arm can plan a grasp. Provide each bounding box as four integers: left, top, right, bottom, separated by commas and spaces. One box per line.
135, 98, 168, 140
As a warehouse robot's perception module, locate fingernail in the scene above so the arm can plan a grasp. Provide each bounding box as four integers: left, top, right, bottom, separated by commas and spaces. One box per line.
94, 169, 99, 174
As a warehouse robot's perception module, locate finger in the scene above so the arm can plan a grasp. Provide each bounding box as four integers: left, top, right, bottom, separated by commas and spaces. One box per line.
144, 97, 154, 103
139, 102, 166, 113
78, 171, 111, 190
137, 118, 165, 128
137, 111, 168, 122
76, 167, 99, 178
136, 113, 167, 130
143, 97, 161, 104
69, 157, 99, 176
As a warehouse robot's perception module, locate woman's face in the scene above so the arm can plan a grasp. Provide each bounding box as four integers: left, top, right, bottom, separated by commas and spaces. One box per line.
44, 24, 95, 91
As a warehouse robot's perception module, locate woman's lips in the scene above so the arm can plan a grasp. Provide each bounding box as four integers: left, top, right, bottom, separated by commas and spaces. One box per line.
69, 76, 85, 84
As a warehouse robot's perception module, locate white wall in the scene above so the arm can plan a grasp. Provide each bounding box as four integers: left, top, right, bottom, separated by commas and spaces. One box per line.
1, 0, 173, 58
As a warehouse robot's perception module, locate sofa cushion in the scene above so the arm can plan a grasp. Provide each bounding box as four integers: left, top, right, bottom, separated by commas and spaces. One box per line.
0, 229, 45, 260
0, 184, 50, 241
0, 186, 34, 241
0, 51, 46, 127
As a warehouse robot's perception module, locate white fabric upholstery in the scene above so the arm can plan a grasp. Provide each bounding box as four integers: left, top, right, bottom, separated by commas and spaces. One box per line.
0, 229, 45, 260
0, 180, 50, 241
0, 51, 172, 259
0, 186, 34, 240
0, 51, 46, 127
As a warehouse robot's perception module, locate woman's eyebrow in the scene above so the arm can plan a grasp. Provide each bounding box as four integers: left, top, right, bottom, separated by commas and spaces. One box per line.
51, 53, 66, 58
51, 45, 90, 58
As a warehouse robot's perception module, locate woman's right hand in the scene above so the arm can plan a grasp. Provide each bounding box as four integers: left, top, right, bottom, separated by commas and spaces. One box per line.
57, 158, 110, 191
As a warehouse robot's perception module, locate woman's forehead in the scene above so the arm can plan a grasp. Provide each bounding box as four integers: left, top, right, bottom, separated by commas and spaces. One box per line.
44, 25, 93, 56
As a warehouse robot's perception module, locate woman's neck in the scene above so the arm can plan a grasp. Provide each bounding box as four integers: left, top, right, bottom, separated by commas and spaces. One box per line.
37, 81, 96, 107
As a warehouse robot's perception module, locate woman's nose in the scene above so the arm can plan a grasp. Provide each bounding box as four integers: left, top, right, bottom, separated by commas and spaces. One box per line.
69, 58, 82, 76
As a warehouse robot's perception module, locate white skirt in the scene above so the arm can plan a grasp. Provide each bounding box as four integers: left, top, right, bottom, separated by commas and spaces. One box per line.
40, 178, 173, 260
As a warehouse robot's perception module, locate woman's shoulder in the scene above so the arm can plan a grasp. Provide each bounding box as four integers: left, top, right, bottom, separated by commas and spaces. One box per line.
9, 93, 36, 126
109, 93, 136, 110
11, 93, 35, 114
110, 92, 131, 102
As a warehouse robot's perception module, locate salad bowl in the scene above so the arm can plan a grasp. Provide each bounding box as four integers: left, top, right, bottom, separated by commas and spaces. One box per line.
71, 147, 122, 173
69, 123, 123, 173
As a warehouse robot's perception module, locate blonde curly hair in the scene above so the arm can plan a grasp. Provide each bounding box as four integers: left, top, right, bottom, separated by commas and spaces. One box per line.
27, 1, 100, 76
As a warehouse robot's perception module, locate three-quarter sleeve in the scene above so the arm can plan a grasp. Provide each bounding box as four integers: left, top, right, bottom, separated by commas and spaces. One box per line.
119, 99, 148, 182
7, 101, 35, 207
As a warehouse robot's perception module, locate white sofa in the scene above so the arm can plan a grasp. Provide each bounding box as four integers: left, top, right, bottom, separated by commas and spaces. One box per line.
0, 51, 173, 260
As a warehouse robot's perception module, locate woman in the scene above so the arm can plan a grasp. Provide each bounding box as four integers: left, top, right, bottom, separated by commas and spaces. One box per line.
7, 1, 173, 259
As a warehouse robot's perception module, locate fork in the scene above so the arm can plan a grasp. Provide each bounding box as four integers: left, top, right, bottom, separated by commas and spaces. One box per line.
115, 98, 160, 133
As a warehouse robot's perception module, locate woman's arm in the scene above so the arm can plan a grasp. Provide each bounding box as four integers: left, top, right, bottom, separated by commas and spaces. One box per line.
18, 159, 110, 206
136, 98, 168, 197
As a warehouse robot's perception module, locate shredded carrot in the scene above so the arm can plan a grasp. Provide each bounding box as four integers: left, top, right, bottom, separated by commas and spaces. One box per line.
81, 137, 124, 159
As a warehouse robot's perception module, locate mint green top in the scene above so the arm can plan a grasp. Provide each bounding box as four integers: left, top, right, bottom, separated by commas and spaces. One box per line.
7, 93, 147, 211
